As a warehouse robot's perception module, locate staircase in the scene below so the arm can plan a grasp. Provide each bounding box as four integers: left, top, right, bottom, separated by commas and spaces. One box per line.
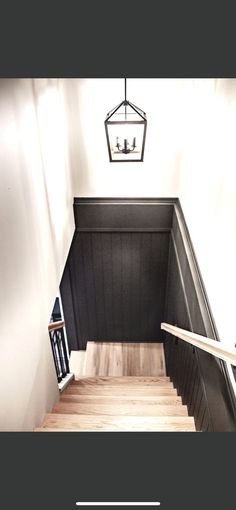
35, 342, 196, 432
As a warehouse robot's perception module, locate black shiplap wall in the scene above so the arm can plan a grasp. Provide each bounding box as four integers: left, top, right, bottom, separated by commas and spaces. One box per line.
60, 198, 173, 349
68, 232, 169, 348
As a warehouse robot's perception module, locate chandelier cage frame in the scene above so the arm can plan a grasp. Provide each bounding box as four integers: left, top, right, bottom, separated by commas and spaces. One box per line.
104, 79, 147, 162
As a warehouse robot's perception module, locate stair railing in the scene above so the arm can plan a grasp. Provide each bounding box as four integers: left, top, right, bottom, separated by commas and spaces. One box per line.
161, 323, 236, 365
48, 320, 70, 382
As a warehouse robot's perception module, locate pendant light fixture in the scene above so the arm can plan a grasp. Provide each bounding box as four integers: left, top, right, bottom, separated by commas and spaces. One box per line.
104, 78, 147, 162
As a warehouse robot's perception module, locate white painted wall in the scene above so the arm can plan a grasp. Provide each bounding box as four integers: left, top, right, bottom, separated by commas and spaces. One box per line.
0, 79, 81, 430
178, 78, 236, 348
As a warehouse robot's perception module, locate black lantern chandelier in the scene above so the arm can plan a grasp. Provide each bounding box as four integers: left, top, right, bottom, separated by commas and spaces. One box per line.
104, 78, 147, 162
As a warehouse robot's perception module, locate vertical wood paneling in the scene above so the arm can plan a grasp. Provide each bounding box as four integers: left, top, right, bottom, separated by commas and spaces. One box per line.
76, 234, 88, 345
62, 230, 169, 348
111, 233, 121, 339
101, 233, 114, 339
60, 258, 79, 352
91, 233, 105, 339
164, 237, 211, 431
121, 233, 130, 340
129, 233, 137, 340
72, 236, 85, 348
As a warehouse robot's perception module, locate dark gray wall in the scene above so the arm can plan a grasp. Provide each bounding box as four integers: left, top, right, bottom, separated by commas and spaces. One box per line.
60, 198, 173, 349
164, 202, 236, 431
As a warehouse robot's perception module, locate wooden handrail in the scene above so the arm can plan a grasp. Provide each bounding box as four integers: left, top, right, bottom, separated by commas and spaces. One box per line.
48, 320, 65, 332
161, 322, 236, 366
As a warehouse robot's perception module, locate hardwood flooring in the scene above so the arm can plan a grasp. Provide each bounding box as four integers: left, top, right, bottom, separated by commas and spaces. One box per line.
72, 342, 166, 378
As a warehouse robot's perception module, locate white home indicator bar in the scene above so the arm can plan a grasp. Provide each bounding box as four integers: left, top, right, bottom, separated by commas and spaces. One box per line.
76, 503, 160, 507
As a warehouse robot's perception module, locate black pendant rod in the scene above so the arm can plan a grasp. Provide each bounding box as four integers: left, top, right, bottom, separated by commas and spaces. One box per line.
124, 78, 127, 120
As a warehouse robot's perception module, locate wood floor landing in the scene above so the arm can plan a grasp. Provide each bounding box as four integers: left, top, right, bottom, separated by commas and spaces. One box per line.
70, 342, 166, 378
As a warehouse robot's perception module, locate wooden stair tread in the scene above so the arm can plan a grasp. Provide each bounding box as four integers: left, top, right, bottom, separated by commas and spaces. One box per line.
52, 402, 188, 416
35, 426, 195, 432
64, 386, 177, 396
71, 376, 170, 385
86, 342, 165, 346
60, 394, 182, 405
38, 414, 195, 431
